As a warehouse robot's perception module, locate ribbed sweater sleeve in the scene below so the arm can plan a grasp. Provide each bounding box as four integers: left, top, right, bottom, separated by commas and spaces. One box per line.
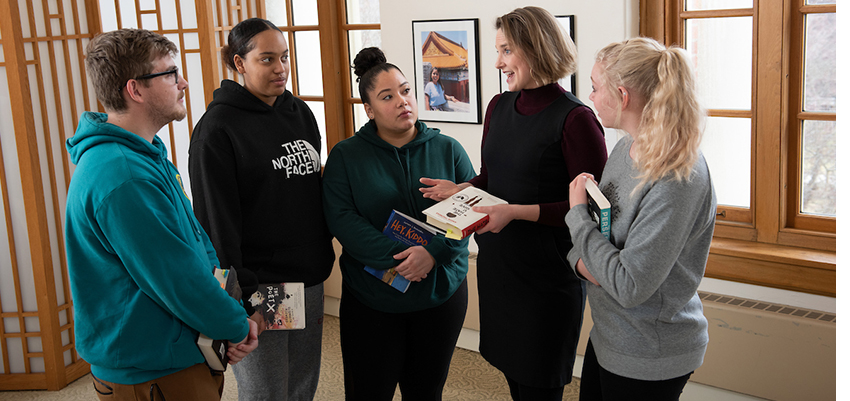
565, 146, 716, 308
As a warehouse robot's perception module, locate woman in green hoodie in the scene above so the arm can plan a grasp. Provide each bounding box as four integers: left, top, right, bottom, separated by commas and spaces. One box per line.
322, 47, 475, 401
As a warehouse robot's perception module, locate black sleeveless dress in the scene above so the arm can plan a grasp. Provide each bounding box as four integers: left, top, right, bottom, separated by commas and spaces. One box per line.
476, 90, 587, 388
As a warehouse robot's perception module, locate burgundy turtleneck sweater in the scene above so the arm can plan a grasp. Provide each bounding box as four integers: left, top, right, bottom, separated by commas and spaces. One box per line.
468, 83, 607, 226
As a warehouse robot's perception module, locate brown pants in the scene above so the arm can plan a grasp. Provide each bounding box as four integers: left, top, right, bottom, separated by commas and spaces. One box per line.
92, 363, 224, 401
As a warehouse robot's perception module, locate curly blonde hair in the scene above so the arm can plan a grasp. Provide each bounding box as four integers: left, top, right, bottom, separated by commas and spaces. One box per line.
595, 37, 705, 189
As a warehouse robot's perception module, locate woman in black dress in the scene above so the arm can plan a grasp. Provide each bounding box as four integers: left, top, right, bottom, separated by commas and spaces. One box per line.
420, 6, 607, 400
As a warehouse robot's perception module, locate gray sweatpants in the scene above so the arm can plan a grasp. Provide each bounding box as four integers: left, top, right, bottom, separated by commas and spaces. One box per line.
232, 283, 324, 401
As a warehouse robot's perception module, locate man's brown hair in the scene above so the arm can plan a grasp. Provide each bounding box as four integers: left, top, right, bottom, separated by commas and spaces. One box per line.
85, 29, 177, 112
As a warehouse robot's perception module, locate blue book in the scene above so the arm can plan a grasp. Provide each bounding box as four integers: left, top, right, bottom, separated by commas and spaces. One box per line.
364, 210, 442, 293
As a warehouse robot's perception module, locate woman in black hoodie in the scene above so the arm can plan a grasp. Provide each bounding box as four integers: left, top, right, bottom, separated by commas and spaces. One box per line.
188, 18, 334, 401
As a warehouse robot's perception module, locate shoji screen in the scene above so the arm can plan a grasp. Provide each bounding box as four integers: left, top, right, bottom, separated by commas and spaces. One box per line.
0, 0, 269, 391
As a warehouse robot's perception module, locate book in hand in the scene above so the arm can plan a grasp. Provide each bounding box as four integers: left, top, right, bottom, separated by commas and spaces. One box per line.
422, 186, 508, 240
363, 209, 441, 293
248, 283, 306, 330
197, 266, 239, 371
586, 179, 611, 240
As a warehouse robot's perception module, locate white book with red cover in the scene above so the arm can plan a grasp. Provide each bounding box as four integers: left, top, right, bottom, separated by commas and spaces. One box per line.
422, 186, 507, 240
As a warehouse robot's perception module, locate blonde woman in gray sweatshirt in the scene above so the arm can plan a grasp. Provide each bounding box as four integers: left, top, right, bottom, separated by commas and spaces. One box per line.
566, 37, 717, 401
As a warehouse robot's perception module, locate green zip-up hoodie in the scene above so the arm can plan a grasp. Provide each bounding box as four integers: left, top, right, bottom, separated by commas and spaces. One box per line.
322, 120, 475, 313
65, 112, 248, 384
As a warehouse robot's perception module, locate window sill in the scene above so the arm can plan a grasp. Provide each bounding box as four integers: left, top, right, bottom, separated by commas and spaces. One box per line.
707, 238, 836, 297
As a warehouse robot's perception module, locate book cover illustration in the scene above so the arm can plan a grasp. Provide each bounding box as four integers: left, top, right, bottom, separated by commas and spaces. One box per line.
363, 209, 441, 293
422, 186, 508, 240
249, 283, 306, 330
586, 180, 611, 240
197, 266, 238, 371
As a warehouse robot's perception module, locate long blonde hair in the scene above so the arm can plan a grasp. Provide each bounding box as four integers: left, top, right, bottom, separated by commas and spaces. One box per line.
596, 37, 704, 189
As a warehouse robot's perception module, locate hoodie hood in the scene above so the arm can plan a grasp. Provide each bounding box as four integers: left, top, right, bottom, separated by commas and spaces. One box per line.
354, 119, 440, 150
67, 112, 166, 165
206, 79, 295, 114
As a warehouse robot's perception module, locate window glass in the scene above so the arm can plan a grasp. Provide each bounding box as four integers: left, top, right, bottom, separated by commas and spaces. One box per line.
800, 120, 836, 216
265, 0, 289, 27
292, 0, 318, 26
348, 30, 382, 98
294, 31, 323, 96
685, 0, 752, 10
352, 104, 369, 132
305, 101, 328, 163
346, 0, 380, 24
686, 17, 753, 110
806, 0, 835, 4
803, 13, 836, 112
701, 116, 751, 208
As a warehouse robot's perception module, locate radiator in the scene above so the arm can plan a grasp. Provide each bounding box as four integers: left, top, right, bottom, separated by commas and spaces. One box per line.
690, 291, 836, 401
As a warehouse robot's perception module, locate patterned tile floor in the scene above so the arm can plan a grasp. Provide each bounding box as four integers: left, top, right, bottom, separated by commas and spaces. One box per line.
315, 315, 580, 401
0, 314, 580, 400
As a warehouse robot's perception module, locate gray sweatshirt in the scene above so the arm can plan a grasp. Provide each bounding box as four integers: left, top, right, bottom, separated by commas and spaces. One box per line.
566, 135, 717, 381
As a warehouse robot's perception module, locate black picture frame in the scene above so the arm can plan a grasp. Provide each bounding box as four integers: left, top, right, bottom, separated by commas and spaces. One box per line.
412, 18, 482, 124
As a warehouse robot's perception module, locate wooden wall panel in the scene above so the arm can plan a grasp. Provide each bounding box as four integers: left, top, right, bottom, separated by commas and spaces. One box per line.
0, 0, 266, 390
0, 0, 96, 390
0, 0, 358, 390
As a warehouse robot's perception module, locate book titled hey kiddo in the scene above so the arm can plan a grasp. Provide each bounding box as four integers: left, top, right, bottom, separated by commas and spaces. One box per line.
197, 267, 240, 371
586, 179, 611, 240
249, 283, 306, 330
422, 186, 508, 240
364, 209, 442, 293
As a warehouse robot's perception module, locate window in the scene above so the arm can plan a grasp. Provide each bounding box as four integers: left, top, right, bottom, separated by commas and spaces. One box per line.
786, 1, 835, 231
263, 0, 329, 162
339, 0, 381, 141
204, 0, 380, 162
640, 0, 836, 295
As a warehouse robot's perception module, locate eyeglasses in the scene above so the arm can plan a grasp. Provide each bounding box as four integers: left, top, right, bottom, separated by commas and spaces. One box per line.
134, 68, 180, 84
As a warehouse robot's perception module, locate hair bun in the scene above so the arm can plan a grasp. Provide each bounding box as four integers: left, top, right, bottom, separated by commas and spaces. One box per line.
352, 47, 387, 78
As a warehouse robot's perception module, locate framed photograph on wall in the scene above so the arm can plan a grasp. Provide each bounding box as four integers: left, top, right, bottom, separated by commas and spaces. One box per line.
499, 15, 576, 95
412, 19, 482, 124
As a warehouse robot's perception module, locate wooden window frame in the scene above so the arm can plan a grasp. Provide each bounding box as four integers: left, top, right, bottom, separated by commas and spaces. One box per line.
196, 0, 368, 156
334, 0, 379, 145
640, 0, 835, 296
304, 0, 380, 153
784, 2, 836, 235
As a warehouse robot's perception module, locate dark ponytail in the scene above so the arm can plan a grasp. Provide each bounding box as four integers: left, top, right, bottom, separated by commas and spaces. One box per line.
352, 47, 402, 103
221, 18, 280, 71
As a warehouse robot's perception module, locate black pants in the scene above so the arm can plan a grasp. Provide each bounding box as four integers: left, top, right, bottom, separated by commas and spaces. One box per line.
579, 341, 692, 401
340, 279, 468, 401
505, 374, 565, 401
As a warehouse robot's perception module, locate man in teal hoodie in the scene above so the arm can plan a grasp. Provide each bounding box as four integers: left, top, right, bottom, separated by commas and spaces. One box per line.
64, 29, 258, 400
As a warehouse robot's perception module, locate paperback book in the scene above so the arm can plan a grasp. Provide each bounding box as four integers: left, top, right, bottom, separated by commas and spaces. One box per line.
249, 283, 306, 330
422, 186, 507, 240
197, 266, 239, 371
364, 209, 441, 293
586, 180, 611, 240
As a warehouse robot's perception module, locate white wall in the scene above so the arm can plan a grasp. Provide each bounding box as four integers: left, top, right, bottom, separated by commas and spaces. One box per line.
381, 0, 635, 249
377, 0, 836, 314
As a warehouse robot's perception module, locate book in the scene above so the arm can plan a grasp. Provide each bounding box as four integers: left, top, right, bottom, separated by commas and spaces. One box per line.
586, 179, 611, 240
248, 283, 306, 330
197, 266, 239, 371
363, 209, 441, 293
422, 186, 508, 240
